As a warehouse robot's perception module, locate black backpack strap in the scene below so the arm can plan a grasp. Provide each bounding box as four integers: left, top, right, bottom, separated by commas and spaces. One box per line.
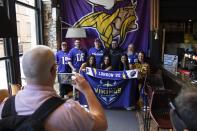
30, 97, 65, 122
1, 96, 17, 118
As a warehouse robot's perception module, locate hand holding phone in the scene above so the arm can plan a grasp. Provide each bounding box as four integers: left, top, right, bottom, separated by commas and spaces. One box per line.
72, 73, 91, 94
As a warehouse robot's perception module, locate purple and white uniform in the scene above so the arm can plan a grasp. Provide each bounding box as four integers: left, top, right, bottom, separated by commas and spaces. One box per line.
128, 53, 138, 64
55, 51, 71, 73
68, 47, 87, 70
88, 47, 104, 68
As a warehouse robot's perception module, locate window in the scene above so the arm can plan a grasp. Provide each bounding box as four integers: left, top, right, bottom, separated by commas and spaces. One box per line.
16, 4, 37, 54
0, 39, 8, 89
20, 57, 26, 86
15, 0, 42, 86
0, 0, 42, 92
16, 21, 20, 37
17, 0, 35, 7
0, 60, 8, 89
0, 38, 5, 57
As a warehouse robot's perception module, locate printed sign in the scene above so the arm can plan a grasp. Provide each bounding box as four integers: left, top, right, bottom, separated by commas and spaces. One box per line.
80, 68, 138, 107
164, 54, 178, 73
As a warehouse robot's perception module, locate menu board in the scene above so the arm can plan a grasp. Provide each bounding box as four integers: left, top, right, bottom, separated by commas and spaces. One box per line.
163, 54, 178, 73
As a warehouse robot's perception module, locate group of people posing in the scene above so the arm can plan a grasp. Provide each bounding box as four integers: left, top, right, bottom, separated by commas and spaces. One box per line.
56, 38, 150, 101
56, 39, 149, 73
0, 44, 196, 131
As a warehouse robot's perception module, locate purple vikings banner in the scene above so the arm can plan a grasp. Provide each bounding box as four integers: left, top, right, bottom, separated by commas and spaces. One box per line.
79, 68, 139, 108
61, 0, 150, 53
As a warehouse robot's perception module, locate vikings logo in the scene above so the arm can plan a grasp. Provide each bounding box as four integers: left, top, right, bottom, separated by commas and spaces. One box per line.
74, 0, 138, 48
95, 80, 122, 105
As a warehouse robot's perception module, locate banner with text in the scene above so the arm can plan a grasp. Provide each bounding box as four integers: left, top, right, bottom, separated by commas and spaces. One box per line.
80, 68, 139, 108
85, 67, 138, 80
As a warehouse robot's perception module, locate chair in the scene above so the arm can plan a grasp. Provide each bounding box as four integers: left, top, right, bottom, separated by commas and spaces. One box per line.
0, 89, 9, 103
11, 84, 22, 95
149, 90, 176, 131
0, 84, 21, 103
143, 83, 154, 131
143, 74, 164, 131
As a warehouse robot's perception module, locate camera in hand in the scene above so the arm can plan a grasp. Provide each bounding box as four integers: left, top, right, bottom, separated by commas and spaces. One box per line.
58, 73, 75, 85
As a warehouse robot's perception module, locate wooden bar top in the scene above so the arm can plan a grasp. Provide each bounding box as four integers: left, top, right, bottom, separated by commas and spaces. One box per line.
162, 67, 197, 93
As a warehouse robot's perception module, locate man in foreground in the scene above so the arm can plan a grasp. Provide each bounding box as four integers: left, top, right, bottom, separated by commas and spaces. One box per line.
170, 88, 197, 131
0, 45, 107, 131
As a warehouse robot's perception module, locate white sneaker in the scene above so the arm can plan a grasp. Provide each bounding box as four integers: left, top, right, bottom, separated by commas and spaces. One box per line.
126, 106, 136, 111
141, 106, 150, 111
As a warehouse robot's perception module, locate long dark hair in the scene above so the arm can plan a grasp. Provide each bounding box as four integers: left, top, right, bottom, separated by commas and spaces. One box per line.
87, 55, 96, 68
119, 53, 129, 70
138, 51, 146, 64
101, 55, 111, 70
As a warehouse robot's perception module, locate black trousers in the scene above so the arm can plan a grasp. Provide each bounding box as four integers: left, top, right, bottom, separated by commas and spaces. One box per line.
59, 84, 73, 98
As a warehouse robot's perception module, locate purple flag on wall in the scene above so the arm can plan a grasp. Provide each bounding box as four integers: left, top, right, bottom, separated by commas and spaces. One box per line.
61, 0, 150, 53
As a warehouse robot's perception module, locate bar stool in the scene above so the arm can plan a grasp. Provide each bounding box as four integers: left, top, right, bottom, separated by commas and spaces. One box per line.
149, 90, 176, 131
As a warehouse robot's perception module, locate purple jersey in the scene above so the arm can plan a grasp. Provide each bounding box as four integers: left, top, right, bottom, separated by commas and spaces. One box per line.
55, 51, 71, 73
88, 47, 104, 68
68, 47, 87, 70
128, 53, 138, 64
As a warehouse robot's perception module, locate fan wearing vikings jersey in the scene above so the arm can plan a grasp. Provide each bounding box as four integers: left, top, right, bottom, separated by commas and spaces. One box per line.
126, 44, 138, 69
68, 39, 87, 72
88, 38, 104, 68
56, 42, 72, 98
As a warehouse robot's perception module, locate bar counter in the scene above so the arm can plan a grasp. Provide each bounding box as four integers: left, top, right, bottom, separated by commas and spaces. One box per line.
162, 67, 197, 93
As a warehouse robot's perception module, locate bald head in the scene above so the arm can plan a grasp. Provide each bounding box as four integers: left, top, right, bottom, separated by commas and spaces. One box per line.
22, 45, 56, 85
127, 44, 135, 53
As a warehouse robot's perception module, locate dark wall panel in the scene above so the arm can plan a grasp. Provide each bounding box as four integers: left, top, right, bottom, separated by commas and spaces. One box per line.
0, 0, 17, 37
160, 0, 197, 22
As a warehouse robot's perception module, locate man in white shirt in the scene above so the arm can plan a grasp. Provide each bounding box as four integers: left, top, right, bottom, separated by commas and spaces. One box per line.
0, 45, 107, 131
170, 88, 197, 131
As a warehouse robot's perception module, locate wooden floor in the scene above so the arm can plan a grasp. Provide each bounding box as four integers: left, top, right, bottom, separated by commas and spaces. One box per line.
54, 82, 172, 131
137, 111, 173, 131
105, 109, 139, 131
137, 111, 157, 131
